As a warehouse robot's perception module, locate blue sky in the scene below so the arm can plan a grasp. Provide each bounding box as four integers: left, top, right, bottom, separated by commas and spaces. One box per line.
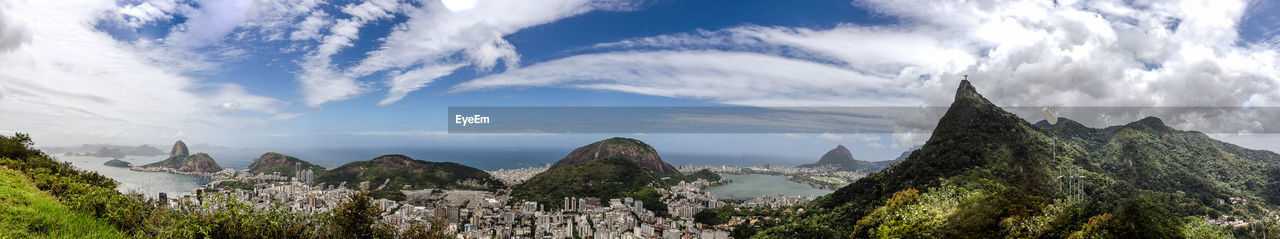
2, 0, 1280, 164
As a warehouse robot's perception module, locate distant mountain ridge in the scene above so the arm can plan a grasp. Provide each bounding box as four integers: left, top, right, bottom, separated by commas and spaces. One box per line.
550, 137, 679, 175
797, 145, 900, 173
44, 144, 165, 157
513, 157, 668, 214
756, 79, 1280, 238
315, 154, 502, 200
246, 152, 326, 178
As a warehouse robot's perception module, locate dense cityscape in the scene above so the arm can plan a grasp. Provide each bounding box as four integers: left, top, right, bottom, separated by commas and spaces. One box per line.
142, 163, 846, 239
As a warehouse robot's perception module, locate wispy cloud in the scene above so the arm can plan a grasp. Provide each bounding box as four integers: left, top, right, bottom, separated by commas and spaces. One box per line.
453, 50, 922, 106
295, 0, 401, 107
0, 0, 292, 146
451, 0, 1280, 147
348, 0, 643, 106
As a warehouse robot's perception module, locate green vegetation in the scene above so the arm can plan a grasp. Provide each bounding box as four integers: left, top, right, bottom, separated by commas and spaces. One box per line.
512, 157, 669, 214
551, 137, 681, 175
102, 159, 131, 168
751, 80, 1280, 238
214, 180, 256, 191
0, 167, 125, 238
685, 169, 722, 182
0, 133, 452, 238
316, 154, 503, 201
666, 168, 723, 185
246, 152, 327, 178
141, 152, 223, 173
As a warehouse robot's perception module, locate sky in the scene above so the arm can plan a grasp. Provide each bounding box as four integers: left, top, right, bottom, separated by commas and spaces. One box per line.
1, 0, 1279, 164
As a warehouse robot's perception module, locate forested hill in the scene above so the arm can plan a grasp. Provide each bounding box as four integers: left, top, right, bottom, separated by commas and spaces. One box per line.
756, 80, 1280, 238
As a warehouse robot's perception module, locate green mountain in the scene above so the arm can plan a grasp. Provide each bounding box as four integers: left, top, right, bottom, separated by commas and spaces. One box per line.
102, 159, 131, 168
512, 157, 668, 214
315, 154, 502, 200
550, 137, 680, 175
140, 153, 222, 173
798, 145, 899, 173
245, 152, 326, 178
755, 80, 1278, 238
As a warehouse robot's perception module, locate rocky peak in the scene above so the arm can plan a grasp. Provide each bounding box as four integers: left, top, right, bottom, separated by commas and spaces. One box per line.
169, 140, 189, 158
550, 137, 679, 175
817, 145, 855, 165
1128, 116, 1168, 129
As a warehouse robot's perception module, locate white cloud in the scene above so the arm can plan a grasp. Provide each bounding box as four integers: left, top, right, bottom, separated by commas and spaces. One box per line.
380, 63, 466, 105
289, 10, 330, 41
295, 0, 401, 107
454, 50, 921, 106
240, 0, 325, 41
0, 1, 32, 53
112, 0, 184, 28
0, 0, 291, 146
452, 0, 1280, 147
348, 0, 639, 105
163, 0, 253, 49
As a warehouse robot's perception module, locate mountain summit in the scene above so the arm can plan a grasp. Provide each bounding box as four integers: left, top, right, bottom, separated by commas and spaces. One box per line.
815, 145, 855, 165
141, 152, 222, 173
798, 145, 897, 173
246, 152, 325, 178
550, 137, 679, 175
759, 79, 1280, 238
169, 140, 189, 158
315, 154, 502, 200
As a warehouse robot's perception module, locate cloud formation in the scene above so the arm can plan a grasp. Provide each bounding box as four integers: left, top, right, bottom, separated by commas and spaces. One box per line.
0, 0, 289, 146
348, 0, 641, 106
454, 0, 1280, 146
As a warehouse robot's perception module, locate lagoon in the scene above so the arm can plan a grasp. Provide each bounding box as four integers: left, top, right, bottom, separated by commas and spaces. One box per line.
707, 174, 832, 200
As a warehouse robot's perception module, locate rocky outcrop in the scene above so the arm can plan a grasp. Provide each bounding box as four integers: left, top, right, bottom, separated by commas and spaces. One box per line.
169, 140, 189, 158
550, 137, 679, 175
798, 145, 898, 173
814, 145, 857, 166
104, 159, 132, 168
141, 152, 222, 173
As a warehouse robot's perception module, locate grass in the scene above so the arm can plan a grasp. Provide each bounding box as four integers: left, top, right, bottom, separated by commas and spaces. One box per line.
0, 167, 124, 239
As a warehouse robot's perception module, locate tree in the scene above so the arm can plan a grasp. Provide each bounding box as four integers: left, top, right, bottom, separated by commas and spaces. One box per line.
330, 191, 382, 239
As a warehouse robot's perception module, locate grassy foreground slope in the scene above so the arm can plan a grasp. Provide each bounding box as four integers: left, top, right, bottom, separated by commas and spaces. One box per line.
0, 167, 124, 238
